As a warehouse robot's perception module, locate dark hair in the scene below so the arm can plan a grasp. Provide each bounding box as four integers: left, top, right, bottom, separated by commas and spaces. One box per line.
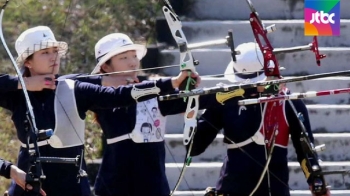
94, 58, 112, 124
22, 54, 34, 77
141, 122, 152, 133
98, 59, 111, 73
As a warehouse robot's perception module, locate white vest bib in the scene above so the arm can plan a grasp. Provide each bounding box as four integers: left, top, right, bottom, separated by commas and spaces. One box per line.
130, 98, 166, 143
49, 79, 85, 148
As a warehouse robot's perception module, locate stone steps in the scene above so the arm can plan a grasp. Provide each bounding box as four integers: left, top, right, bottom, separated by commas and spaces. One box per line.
159, 48, 350, 76
166, 162, 350, 191
173, 190, 350, 196
163, 133, 350, 163
86, 161, 350, 191
145, 1, 350, 195
186, 0, 350, 20
177, 20, 350, 48
165, 104, 350, 134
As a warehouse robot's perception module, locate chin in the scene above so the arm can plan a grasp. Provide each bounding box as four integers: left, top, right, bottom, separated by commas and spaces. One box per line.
52, 67, 60, 75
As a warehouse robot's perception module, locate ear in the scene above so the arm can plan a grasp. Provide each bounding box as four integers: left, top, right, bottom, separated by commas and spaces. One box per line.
100, 63, 110, 73
23, 60, 32, 69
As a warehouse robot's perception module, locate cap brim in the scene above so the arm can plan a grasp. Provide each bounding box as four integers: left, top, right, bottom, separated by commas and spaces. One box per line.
91, 44, 147, 74
16, 41, 68, 75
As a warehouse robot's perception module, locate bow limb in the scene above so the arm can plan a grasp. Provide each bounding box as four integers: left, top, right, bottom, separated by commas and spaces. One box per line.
170, 137, 195, 196
282, 88, 329, 195
169, 96, 199, 196
162, 4, 199, 147
162, 2, 199, 195
0, 1, 44, 194
245, 0, 283, 194
0, 1, 85, 195
246, 0, 281, 78
246, 0, 326, 78
0, 1, 39, 135
245, 1, 327, 195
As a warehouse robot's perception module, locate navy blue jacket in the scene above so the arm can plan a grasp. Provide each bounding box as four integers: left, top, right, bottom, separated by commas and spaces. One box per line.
0, 74, 176, 196
72, 75, 218, 196
190, 92, 315, 196
93, 95, 188, 196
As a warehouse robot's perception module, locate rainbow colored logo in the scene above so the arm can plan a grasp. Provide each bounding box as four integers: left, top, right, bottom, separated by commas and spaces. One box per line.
304, 0, 340, 36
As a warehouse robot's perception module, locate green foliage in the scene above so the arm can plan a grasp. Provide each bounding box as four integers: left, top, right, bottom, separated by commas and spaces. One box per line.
0, 0, 165, 193
0, 108, 20, 192
0, 0, 162, 74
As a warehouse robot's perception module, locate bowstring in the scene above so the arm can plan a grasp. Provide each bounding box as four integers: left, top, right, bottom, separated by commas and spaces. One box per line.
142, 101, 195, 196
251, 5, 290, 193
14, 1, 287, 195
46, 0, 96, 187
253, 37, 275, 195
49, 1, 190, 195
199, 114, 293, 192
64, 66, 271, 81
52, 1, 189, 195
252, 27, 277, 196
52, 1, 116, 195
12, 0, 104, 193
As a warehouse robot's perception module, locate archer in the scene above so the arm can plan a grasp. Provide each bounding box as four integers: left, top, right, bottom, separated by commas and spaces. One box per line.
189, 42, 330, 196
0, 25, 199, 196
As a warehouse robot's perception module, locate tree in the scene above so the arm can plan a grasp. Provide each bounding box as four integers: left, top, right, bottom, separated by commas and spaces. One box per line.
0, 0, 162, 192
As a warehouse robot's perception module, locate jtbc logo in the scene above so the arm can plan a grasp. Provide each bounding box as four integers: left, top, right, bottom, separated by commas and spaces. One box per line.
310, 11, 335, 24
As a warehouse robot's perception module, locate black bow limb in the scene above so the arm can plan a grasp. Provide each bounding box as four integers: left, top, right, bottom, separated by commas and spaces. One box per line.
23, 115, 45, 196
289, 102, 350, 195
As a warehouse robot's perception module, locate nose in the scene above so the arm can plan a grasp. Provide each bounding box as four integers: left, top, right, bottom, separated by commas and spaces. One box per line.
129, 58, 138, 68
50, 52, 59, 62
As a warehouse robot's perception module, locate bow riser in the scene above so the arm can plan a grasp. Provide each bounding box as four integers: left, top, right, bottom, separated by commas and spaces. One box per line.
248, 4, 326, 77
183, 95, 199, 145
162, 5, 197, 146
162, 2, 200, 195
249, 12, 281, 77
247, 1, 329, 195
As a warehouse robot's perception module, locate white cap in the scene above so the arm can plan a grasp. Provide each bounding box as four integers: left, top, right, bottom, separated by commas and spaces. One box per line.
15, 26, 68, 74
92, 33, 147, 74
224, 42, 280, 83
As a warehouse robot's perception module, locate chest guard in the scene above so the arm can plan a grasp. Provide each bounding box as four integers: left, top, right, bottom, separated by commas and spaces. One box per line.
130, 98, 166, 143
48, 79, 85, 148
259, 100, 289, 148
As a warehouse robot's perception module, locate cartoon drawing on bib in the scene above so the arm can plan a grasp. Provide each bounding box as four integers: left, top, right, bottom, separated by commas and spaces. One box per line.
140, 122, 153, 142
151, 107, 158, 118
